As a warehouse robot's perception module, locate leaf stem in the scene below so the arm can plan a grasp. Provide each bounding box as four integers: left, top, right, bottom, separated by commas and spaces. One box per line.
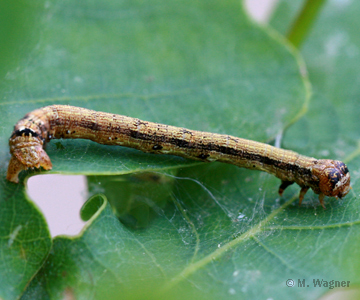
287, 0, 327, 48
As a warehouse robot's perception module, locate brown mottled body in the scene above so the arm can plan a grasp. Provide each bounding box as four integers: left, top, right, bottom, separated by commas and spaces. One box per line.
7, 105, 351, 208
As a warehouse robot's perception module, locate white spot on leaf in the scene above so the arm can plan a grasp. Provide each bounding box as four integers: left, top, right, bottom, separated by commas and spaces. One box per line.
8, 225, 22, 247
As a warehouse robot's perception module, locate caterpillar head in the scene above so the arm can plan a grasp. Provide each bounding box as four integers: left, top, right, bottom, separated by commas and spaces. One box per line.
312, 160, 351, 198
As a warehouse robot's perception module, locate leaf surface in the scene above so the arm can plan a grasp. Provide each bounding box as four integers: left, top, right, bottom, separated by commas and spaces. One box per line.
2, 0, 345, 299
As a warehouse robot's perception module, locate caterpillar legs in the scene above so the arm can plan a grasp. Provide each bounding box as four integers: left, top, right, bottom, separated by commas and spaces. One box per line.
278, 180, 326, 209
278, 180, 294, 196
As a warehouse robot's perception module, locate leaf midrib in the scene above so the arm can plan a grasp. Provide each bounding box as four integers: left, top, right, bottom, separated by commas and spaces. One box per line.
161, 195, 297, 292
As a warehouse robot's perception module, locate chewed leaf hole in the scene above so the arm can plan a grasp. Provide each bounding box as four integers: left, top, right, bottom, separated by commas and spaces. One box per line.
80, 194, 105, 221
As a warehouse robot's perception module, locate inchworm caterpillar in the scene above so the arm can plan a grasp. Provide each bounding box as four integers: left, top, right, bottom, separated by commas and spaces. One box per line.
7, 105, 351, 208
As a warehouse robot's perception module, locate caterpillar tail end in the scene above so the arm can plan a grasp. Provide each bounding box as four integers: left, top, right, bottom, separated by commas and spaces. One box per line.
6, 156, 27, 183
6, 146, 52, 183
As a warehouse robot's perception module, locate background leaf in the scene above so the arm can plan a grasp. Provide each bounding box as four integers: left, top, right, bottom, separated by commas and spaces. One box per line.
270, 0, 360, 298
0, 2, 52, 300
4, 0, 358, 299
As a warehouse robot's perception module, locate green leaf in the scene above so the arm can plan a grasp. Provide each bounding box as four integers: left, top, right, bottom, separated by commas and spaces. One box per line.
0, 1, 41, 80
80, 194, 105, 222
270, 0, 360, 298
0, 0, 337, 299
0, 183, 52, 300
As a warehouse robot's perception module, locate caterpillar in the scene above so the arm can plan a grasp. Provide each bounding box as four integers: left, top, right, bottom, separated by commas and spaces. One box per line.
7, 105, 351, 208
